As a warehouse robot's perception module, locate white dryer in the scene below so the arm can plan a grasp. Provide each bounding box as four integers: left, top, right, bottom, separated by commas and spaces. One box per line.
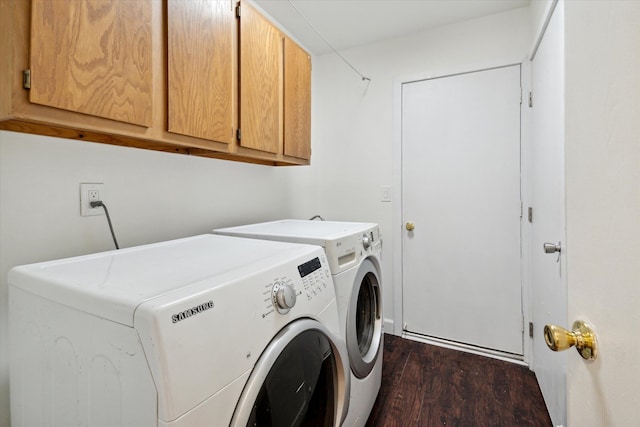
9, 234, 350, 426
214, 220, 383, 427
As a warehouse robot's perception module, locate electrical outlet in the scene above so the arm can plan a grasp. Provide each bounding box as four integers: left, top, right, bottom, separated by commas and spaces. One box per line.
80, 183, 105, 216
88, 190, 99, 202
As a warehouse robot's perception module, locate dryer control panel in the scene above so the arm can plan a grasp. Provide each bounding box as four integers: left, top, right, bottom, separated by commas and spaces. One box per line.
263, 256, 332, 318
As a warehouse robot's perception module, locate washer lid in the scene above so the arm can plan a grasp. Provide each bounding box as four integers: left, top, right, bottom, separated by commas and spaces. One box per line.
8, 235, 315, 326
214, 219, 378, 246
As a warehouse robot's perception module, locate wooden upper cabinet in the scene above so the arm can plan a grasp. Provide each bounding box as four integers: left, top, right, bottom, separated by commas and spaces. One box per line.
167, 0, 234, 143
283, 37, 311, 160
1, 0, 310, 165
239, 1, 281, 154
29, 0, 152, 127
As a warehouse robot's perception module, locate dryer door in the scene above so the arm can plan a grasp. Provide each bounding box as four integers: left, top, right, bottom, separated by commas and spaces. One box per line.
347, 258, 383, 378
231, 319, 349, 427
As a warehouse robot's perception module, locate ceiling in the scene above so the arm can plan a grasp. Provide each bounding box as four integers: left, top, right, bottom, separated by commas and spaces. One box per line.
253, 0, 531, 55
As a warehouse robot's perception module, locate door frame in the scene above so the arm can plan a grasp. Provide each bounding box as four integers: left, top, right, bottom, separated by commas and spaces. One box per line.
391, 60, 533, 365
527, 2, 568, 423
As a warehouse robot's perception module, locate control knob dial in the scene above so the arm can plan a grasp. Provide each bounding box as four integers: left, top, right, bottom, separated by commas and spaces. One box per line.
272, 281, 297, 314
362, 233, 371, 250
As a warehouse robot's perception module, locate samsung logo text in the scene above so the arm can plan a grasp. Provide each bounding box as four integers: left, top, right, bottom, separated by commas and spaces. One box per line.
171, 300, 214, 323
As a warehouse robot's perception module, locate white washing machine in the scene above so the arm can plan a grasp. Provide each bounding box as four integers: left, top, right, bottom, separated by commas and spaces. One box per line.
9, 234, 350, 426
214, 220, 383, 427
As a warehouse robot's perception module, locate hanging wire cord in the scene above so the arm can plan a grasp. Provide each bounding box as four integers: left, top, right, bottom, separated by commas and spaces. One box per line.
90, 201, 120, 250
286, 0, 371, 82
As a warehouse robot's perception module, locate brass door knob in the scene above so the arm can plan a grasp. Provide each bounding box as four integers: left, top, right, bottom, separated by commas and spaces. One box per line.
544, 320, 598, 360
405, 222, 415, 231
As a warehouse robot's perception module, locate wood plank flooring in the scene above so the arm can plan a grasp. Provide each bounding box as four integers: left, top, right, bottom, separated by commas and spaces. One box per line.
365, 334, 551, 427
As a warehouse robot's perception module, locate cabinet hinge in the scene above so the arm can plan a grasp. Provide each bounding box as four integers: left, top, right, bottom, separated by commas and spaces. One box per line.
23, 69, 31, 89
235, 2, 240, 18
236, 128, 241, 140
528, 91, 533, 108
529, 322, 534, 338
528, 207, 533, 223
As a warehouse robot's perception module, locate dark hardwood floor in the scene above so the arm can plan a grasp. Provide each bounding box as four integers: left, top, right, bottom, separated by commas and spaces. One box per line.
365, 334, 551, 427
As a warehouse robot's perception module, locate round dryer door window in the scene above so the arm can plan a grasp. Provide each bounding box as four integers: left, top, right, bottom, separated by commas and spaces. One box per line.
231, 319, 349, 427
347, 258, 382, 379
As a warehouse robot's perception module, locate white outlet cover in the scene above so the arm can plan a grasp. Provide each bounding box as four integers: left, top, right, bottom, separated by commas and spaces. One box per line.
80, 183, 104, 216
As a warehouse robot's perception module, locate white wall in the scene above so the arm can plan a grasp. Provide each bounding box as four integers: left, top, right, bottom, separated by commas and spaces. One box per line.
285, 7, 532, 331
0, 131, 292, 427
529, 0, 555, 57
0, 6, 534, 426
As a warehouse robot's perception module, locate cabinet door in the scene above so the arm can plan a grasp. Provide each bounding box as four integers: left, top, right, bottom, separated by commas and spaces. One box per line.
30, 0, 152, 126
168, 0, 234, 143
283, 38, 311, 160
239, 1, 281, 154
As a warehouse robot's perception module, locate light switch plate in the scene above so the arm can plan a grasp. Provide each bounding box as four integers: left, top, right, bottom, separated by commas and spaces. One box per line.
380, 186, 391, 202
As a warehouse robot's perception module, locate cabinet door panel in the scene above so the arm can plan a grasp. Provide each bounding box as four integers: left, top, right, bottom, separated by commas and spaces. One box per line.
283, 38, 311, 159
30, 0, 152, 126
168, 0, 233, 143
240, 2, 281, 154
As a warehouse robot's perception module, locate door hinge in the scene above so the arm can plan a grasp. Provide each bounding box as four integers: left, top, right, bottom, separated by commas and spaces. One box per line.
529, 322, 534, 338
235, 2, 240, 18
236, 128, 241, 140
528, 207, 533, 223
520, 88, 523, 105
528, 91, 533, 108
23, 69, 31, 89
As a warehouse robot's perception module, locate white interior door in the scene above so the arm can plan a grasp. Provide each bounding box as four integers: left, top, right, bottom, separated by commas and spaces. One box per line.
401, 65, 523, 355
563, 1, 640, 425
530, 4, 567, 426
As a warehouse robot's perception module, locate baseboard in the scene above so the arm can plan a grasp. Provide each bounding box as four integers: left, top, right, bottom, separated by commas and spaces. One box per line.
402, 331, 528, 367
383, 318, 395, 335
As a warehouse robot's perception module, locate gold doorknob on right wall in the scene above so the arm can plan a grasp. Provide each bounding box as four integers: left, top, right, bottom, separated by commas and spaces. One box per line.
405, 222, 415, 231
544, 320, 598, 360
